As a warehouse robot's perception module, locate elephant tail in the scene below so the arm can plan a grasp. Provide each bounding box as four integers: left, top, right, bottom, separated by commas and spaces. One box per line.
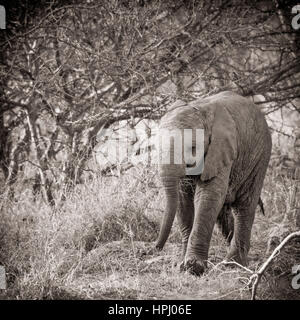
258, 196, 265, 216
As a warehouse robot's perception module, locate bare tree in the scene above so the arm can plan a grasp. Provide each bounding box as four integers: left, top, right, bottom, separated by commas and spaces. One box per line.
0, 0, 299, 204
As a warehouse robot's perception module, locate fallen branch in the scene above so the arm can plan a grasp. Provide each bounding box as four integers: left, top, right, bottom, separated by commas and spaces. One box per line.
249, 230, 300, 300
220, 261, 254, 274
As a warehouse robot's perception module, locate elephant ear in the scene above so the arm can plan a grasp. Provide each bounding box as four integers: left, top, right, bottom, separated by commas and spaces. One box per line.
201, 105, 237, 181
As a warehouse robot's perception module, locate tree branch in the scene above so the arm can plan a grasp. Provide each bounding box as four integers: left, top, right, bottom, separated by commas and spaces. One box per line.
249, 231, 300, 300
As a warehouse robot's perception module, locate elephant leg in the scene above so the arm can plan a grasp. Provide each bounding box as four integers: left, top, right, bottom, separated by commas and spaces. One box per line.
216, 204, 234, 245
184, 170, 230, 275
225, 205, 255, 266
177, 179, 195, 263
225, 172, 265, 266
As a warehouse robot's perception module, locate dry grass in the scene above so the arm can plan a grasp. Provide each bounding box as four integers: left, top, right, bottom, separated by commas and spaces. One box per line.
0, 166, 299, 300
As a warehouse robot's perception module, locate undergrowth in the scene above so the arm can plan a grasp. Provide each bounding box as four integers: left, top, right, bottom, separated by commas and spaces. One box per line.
0, 166, 299, 300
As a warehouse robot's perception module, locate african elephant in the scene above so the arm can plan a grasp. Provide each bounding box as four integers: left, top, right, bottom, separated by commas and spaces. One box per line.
155, 91, 272, 275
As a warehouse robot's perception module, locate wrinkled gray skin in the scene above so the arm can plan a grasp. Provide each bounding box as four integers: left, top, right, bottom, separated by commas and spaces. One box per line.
155, 91, 272, 275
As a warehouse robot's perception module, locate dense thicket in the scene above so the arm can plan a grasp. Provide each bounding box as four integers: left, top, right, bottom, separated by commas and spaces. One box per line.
0, 0, 299, 203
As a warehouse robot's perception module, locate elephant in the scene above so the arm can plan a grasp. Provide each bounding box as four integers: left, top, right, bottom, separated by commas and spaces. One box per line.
154, 91, 272, 275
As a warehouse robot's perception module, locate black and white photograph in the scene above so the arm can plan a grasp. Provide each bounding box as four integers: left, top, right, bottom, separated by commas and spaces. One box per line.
0, 0, 299, 302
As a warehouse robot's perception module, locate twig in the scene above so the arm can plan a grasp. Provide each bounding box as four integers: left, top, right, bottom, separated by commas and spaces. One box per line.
249, 231, 300, 300
221, 261, 254, 274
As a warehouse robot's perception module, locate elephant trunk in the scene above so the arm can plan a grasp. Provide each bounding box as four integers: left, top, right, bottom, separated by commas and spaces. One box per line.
155, 176, 179, 250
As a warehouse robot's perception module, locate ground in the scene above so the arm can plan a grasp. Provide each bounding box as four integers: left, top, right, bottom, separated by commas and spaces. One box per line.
0, 168, 299, 300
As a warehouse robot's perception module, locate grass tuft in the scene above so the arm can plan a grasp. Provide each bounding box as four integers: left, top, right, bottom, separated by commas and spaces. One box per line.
0, 166, 299, 299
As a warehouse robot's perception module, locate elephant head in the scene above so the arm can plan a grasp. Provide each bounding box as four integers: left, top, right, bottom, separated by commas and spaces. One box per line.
155, 94, 238, 250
